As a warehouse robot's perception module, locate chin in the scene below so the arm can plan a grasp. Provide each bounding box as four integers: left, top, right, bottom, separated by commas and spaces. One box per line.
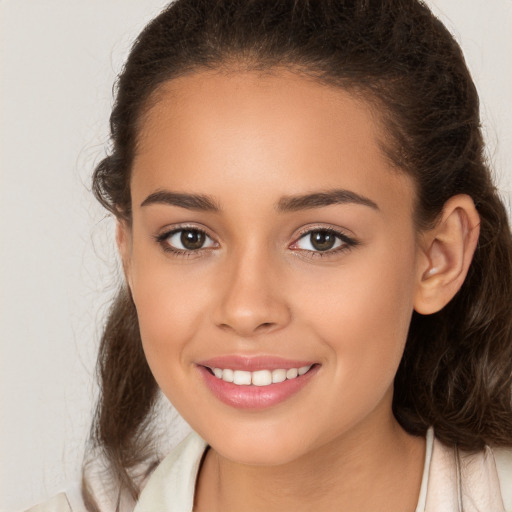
206, 426, 315, 467
219, 446, 304, 467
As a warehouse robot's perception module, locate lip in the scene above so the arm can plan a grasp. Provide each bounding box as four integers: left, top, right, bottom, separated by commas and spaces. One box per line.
196, 358, 321, 410
196, 355, 317, 372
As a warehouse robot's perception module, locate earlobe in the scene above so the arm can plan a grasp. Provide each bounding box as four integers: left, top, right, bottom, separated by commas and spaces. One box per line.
414, 195, 480, 315
116, 220, 133, 290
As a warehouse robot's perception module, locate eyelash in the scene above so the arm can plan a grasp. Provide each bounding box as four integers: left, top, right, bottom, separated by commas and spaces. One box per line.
154, 225, 217, 257
154, 225, 359, 259
291, 226, 359, 258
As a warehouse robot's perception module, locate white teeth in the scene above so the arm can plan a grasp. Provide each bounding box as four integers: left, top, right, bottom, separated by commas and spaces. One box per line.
286, 368, 298, 379
252, 370, 272, 386
298, 365, 310, 376
222, 368, 234, 383
233, 370, 252, 385
211, 364, 313, 386
272, 369, 287, 383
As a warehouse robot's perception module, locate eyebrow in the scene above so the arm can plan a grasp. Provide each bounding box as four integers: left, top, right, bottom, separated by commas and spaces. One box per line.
140, 190, 220, 211
140, 188, 379, 212
276, 189, 379, 212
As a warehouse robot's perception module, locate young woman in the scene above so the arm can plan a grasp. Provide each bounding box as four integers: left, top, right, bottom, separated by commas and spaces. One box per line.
28, 1, 512, 511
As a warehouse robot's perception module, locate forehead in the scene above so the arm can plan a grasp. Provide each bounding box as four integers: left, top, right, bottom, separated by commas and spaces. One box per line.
136, 68, 386, 162
131, 69, 414, 218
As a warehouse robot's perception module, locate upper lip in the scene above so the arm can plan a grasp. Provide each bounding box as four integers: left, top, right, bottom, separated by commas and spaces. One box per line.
196, 355, 318, 372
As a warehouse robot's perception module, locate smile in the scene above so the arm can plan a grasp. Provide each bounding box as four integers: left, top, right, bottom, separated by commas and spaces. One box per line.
197, 361, 320, 409
207, 365, 313, 386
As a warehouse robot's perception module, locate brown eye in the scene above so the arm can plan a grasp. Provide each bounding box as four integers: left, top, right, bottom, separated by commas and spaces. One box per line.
160, 228, 217, 252
309, 231, 337, 251
180, 229, 205, 250
293, 228, 356, 255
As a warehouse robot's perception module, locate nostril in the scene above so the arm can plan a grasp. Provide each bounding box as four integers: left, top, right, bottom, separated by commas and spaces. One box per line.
256, 322, 276, 331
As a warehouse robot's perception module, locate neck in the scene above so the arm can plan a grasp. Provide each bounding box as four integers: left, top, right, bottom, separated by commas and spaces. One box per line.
194, 400, 426, 512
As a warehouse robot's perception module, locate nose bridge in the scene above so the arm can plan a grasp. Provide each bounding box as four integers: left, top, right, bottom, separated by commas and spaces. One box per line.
213, 237, 291, 336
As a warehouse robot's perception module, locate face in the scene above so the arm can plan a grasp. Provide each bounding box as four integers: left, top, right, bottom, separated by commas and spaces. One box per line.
122, 69, 423, 466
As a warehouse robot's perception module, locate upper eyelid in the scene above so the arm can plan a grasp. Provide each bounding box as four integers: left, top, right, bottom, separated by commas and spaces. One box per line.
293, 224, 356, 241
156, 223, 215, 239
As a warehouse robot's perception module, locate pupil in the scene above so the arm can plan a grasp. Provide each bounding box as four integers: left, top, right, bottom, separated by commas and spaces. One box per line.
181, 230, 205, 250
311, 231, 335, 251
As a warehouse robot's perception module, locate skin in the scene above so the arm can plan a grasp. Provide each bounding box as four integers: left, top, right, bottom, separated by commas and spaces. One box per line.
118, 69, 480, 511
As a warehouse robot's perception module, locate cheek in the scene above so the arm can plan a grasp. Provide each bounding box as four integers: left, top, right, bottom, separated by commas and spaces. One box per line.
132, 273, 211, 416
128, 251, 210, 381
295, 238, 417, 401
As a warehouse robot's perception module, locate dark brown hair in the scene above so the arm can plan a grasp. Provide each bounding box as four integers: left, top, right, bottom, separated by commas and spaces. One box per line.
86, 0, 512, 508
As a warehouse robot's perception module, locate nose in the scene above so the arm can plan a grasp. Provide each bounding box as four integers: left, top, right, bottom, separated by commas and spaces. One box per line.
212, 247, 292, 337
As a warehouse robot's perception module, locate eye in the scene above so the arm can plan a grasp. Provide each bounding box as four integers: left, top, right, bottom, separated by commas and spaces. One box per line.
157, 227, 217, 253
291, 228, 357, 254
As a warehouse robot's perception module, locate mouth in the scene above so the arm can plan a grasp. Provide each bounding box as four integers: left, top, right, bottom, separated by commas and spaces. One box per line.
196, 362, 321, 409
202, 363, 317, 386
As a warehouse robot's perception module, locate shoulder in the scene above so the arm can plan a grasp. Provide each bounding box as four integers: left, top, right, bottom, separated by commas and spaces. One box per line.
458, 444, 512, 511
24, 493, 72, 512
23, 483, 87, 512
492, 445, 512, 511
426, 435, 512, 512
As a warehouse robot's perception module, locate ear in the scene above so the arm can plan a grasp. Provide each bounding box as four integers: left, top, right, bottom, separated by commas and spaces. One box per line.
116, 220, 133, 290
414, 194, 480, 315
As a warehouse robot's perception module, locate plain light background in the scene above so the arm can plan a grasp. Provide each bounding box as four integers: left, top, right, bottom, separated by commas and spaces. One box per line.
1, 1, 511, 510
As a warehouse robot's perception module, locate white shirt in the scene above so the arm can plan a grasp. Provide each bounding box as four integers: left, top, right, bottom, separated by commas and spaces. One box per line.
25, 428, 512, 512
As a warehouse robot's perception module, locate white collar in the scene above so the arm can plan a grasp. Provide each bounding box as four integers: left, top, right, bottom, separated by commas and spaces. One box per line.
135, 431, 208, 512
134, 426, 507, 512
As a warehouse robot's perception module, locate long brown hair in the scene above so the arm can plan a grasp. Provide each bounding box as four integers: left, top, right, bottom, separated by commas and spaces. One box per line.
85, 0, 512, 508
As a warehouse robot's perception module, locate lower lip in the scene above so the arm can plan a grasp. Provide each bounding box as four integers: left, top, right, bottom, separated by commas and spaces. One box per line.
197, 364, 320, 410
